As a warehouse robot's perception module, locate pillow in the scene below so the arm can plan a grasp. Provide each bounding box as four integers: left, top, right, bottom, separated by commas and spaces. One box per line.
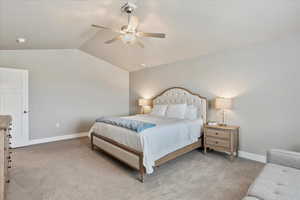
166, 104, 187, 119
150, 104, 168, 116
184, 105, 198, 120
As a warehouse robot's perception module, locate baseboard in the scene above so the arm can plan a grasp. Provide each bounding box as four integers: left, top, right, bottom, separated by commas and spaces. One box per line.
20, 134, 266, 164
239, 151, 266, 163
27, 132, 88, 146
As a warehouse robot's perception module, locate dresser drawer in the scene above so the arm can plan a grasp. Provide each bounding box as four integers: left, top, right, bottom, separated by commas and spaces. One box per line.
205, 129, 230, 139
205, 137, 230, 148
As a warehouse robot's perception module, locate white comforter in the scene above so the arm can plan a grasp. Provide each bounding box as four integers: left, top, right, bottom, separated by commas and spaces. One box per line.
89, 114, 203, 174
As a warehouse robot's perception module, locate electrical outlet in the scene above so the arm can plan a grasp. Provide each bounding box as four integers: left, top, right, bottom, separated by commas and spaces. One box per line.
55, 122, 60, 128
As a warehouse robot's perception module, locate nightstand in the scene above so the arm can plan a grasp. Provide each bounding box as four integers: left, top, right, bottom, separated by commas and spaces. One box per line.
204, 125, 240, 160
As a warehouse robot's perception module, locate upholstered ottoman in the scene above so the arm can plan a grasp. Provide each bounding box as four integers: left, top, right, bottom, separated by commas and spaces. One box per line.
243, 149, 300, 200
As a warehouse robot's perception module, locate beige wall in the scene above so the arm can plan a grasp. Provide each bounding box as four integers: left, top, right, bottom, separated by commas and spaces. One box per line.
130, 35, 300, 156
0, 49, 129, 140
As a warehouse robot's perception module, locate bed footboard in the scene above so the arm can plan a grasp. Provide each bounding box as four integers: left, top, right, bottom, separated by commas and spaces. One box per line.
91, 132, 145, 182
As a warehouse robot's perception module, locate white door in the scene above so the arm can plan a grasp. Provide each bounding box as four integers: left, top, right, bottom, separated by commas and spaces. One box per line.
0, 67, 29, 147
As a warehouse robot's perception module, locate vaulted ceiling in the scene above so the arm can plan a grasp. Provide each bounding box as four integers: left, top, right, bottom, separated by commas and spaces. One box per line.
1, 0, 300, 71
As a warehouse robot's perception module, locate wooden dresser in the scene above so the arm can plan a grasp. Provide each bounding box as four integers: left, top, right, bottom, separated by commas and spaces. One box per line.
0, 116, 12, 200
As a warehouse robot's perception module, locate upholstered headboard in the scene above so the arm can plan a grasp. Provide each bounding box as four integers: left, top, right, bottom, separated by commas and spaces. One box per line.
151, 87, 207, 122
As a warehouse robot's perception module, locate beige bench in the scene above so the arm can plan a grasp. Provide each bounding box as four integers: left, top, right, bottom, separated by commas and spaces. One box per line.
243, 149, 300, 200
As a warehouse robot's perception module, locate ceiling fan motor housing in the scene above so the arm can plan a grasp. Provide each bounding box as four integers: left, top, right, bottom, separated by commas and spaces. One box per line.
121, 2, 137, 14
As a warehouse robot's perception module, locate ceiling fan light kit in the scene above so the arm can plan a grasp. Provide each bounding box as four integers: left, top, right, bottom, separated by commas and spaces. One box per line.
92, 2, 166, 48
122, 33, 136, 44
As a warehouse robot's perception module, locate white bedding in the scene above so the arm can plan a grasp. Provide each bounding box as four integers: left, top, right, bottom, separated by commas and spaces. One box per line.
88, 114, 203, 174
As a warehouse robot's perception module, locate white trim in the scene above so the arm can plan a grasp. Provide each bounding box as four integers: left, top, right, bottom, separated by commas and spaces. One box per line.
239, 151, 266, 163
14, 131, 267, 164
14, 132, 89, 147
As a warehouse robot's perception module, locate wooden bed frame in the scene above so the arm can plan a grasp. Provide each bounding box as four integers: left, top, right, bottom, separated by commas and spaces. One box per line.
91, 87, 207, 182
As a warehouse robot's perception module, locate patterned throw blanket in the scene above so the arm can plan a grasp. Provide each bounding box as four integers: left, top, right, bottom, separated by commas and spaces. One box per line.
96, 117, 156, 133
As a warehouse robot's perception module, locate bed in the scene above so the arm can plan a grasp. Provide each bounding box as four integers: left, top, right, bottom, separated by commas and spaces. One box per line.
89, 87, 207, 182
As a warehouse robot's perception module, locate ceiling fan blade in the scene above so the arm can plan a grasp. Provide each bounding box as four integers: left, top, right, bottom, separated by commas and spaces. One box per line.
92, 24, 120, 33
137, 32, 166, 38
135, 40, 145, 48
127, 16, 139, 31
105, 35, 122, 44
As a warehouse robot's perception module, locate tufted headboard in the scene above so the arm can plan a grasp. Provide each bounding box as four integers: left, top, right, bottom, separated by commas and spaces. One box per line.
151, 87, 207, 122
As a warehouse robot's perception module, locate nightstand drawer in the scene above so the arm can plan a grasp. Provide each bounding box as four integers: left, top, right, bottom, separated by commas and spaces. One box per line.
205, 129, 230, 139
205, 137, 230, 148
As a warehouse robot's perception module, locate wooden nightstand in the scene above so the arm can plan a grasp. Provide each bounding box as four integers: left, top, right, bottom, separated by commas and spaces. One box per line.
204, 125, 240, 160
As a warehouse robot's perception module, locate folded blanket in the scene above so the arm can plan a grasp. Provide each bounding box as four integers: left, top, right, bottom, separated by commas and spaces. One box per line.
96, 116, 156, 133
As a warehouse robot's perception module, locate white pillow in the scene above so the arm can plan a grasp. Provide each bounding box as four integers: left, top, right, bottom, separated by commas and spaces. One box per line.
150, 104, 168, 116
166, 104, 187, 119
184, 105, 198, 120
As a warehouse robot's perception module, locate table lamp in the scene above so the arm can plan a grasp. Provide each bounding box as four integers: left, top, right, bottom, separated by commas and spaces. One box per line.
214, 97, 233, 126
138, 99, 152, 114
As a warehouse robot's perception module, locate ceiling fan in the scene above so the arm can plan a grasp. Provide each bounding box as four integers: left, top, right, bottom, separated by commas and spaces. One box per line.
91, 2, 166, 48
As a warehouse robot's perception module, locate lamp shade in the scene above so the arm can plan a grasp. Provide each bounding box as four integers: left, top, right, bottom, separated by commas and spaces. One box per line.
214, 97, 233, 110
138, 99, 152, 106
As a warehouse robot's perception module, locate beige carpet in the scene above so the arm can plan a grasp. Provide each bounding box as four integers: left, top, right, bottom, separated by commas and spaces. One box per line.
7, 138, 263, 200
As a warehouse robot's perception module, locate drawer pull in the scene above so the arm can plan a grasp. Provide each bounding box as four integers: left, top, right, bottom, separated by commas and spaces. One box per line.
215, 141, 218, 144
7, 156, 11, 159
215, 132, 219, 135
6, 180, 10, 183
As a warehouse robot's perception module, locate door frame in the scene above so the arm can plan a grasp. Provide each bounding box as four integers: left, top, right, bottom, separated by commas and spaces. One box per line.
0, 67, 29, 147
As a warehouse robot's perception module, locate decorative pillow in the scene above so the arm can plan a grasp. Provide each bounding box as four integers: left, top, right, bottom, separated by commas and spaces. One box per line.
166, 104, 187, 119
150, 104, 168, 116
184, 105, 198, 120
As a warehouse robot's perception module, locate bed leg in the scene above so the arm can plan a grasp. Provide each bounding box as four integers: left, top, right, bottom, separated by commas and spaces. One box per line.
139, 168, 145, 183
91, 133, 95, 151
139, 155, 145, 183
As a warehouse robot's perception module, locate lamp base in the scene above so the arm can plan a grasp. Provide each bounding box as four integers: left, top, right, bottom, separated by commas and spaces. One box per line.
218, 123, 228, 127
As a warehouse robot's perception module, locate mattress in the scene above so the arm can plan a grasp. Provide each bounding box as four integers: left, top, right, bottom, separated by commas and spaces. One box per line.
89, 114, 203, 174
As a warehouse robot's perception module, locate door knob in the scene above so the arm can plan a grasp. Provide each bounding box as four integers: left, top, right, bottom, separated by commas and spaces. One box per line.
24, 110, 28, 114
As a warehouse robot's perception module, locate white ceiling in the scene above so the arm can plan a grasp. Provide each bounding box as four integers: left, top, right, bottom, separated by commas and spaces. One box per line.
1, 0, 300, 71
